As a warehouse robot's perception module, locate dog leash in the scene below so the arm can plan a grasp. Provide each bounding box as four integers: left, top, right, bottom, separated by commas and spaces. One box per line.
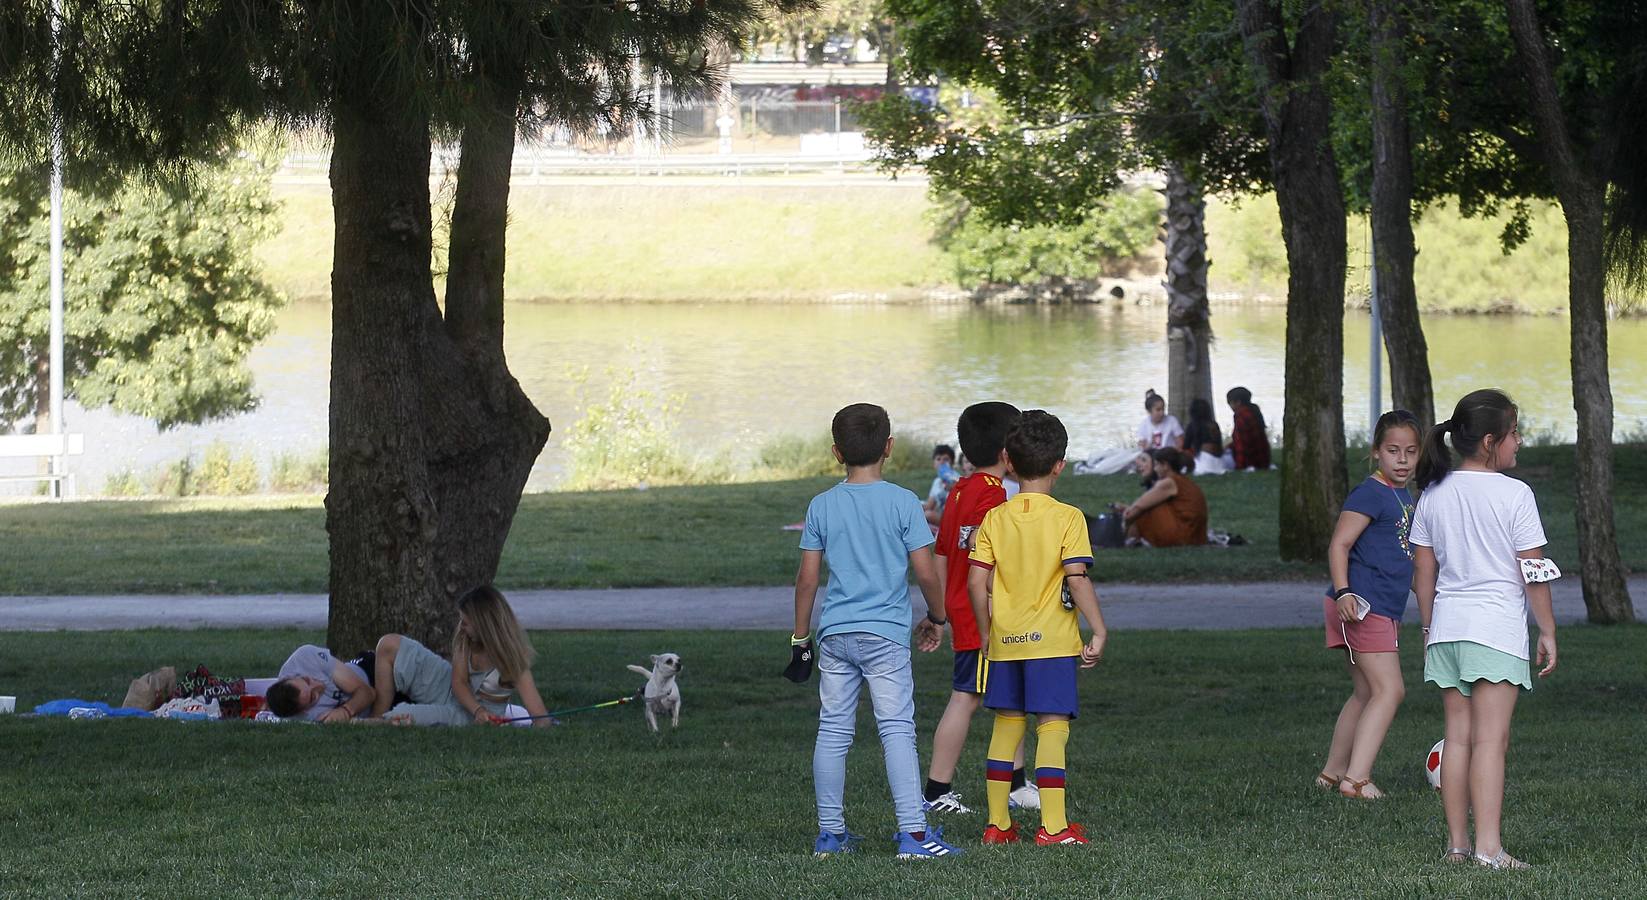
501, 691, 641, 723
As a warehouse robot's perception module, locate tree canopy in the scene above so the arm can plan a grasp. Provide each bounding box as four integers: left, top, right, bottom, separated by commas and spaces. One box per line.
1, 0, 806, 652
0, 149, 283, 431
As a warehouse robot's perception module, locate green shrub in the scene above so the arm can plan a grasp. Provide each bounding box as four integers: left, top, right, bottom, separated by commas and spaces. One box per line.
752, 429, 938, 481
754, 433, 839, 479
934, 188, 1161, 295
197, 442, 262, 495
102, 470, 143, 497
270, 448, 328, 493
561, 367, 711, 490
150, 457, 194, 497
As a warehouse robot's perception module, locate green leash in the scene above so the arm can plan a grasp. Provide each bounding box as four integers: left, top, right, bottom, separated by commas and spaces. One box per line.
503, 691, 638, 723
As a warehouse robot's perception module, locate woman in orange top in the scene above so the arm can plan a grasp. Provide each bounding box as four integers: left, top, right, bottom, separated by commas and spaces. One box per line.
1122, 448, 1208, 547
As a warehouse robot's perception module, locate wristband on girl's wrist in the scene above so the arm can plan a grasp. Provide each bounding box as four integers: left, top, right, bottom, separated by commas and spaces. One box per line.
925, 610, 947, 626
791, 633, 811, 645
1332, 586, 1354, 600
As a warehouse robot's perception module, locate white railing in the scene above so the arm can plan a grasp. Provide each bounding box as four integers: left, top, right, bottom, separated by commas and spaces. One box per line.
278, 146, 890, 180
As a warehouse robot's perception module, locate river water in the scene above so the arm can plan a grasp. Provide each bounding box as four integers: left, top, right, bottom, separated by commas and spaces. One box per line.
12, 301, 1647, 495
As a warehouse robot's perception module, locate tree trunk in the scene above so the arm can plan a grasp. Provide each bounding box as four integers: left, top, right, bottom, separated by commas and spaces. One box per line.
436, 82, 553, 625
1161, 164, 1213, 426
1505, 0, 1635, 624
324, 39, 550, 654
1369, 0, 1435, 429
880, 23, 901, 91
1237, 0, 1349, 562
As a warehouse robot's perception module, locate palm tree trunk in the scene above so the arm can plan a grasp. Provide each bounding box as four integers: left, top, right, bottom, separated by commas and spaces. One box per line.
1162, 164, 1213, 426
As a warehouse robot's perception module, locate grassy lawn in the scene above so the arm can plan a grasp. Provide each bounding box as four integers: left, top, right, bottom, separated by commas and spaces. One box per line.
260, 181, 1590, 311
1, 445, 1643, 595
262, 181, 951, 303
2, 626, 1643, 897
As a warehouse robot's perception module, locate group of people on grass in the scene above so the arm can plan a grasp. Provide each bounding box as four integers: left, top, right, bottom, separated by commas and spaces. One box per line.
264, 586, 555, 728
789, 388, 1558, 869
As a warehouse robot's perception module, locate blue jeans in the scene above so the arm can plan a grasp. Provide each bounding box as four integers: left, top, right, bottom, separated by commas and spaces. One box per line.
814, 632, 925, 835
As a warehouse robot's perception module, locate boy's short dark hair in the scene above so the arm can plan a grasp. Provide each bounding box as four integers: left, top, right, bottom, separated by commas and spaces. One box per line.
956, 402, 1020, 469
832, 403, 892, 467
1226, 386, 1253, 405
932, 444, 955, 460
265, 678, 303, 718
1004, 409, 1067, 480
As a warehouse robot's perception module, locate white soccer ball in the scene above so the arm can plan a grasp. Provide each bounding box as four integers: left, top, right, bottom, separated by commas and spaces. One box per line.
1425, 739, 1445, 790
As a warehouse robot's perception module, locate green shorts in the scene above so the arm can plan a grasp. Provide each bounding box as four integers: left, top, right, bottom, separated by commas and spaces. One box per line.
1424, 640, 1531, 695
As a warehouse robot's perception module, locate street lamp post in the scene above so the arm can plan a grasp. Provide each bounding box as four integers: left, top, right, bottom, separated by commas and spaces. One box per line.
48, 0, 67, 498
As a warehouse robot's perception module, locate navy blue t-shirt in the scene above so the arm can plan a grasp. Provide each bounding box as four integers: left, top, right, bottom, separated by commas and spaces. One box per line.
1327, 476, 1415, 620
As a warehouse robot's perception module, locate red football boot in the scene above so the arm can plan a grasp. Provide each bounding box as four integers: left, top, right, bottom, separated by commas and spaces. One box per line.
981, 823, 1021, 845
1034, 823, 1089, 846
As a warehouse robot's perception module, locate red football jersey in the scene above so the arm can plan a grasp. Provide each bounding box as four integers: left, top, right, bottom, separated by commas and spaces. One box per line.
934, 472, 1007, 651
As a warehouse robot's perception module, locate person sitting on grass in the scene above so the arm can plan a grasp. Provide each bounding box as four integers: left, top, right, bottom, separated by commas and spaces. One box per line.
1136, 389, 1185, 451
368, 586, 554, 727
1226, 386, 1272, 470
788, 402, 961, 861
1119, 448, 1208, 547
1182, 398, 1229, 475
266, 644, 376, 723
970, 409, 1108, 846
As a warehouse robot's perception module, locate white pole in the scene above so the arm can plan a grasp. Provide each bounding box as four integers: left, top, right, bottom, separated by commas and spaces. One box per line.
48, 0, 66, 499
1369, 230, 1382, 433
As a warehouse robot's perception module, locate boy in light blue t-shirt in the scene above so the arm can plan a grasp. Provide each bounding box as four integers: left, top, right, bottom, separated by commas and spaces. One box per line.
788, 403, 961, 861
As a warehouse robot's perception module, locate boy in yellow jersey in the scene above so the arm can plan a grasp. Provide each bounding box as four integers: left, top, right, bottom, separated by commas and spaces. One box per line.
967, 409, 1107, 846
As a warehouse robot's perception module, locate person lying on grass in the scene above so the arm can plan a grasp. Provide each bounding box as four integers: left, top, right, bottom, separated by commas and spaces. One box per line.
367, 586, 554, 727
265, 645, 376, 723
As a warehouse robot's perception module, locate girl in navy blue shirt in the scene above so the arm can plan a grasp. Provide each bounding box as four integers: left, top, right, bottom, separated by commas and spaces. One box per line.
1316, 410, 1422, 800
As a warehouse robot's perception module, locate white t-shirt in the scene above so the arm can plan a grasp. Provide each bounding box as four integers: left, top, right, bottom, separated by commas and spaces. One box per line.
277, 645, 367, 721
1408, 471, 1547, 659
1137, 415, 1184, 450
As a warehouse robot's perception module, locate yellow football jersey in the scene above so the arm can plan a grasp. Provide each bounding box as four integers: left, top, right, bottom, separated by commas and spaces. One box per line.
969, 492, 1094, 661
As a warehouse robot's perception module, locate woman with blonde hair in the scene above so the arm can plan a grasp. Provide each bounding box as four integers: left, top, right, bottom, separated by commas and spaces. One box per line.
369, 586, 553, 727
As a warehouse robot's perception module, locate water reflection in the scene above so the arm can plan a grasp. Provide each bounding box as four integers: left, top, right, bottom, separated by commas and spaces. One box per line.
14, 301, 1646, 494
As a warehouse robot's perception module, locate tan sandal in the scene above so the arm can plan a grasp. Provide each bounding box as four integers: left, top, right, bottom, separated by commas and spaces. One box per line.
1442, 846, 1472, 863
1338, 777, 1385, 800
1314, 771, 1342, 791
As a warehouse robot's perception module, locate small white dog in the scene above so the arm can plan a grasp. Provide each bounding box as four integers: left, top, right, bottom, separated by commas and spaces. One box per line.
627, 653, 683, 733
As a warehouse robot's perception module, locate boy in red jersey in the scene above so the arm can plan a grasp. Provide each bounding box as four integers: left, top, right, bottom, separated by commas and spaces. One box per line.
920, 402, 1038, 816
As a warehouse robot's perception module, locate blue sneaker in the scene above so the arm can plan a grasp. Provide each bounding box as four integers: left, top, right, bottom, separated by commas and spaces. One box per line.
895, 825, 964, 860
813, 830, 863, 858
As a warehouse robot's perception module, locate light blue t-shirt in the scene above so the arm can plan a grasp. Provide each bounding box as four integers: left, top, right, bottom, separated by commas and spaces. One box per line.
800, 479, 935, 647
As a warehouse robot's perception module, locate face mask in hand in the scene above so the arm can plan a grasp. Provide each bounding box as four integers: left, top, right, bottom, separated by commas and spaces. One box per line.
783, 638, 815, 683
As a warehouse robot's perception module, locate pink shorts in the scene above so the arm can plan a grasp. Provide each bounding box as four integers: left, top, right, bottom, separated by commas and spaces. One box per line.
1323, 597, 1399, 654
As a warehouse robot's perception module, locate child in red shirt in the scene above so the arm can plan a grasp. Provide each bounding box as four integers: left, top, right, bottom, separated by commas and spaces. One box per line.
1227, 386, 1272, 470
921, 402, 1039, 815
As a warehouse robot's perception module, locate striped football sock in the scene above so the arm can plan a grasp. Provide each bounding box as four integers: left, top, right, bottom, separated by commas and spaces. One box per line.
1036, 720, 1071, 834
986, 713, 1028, 830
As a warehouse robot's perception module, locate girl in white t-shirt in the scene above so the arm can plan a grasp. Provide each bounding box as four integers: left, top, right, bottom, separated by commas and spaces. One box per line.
1135, 390, 1184, 451
1409, 389, 1558, 871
